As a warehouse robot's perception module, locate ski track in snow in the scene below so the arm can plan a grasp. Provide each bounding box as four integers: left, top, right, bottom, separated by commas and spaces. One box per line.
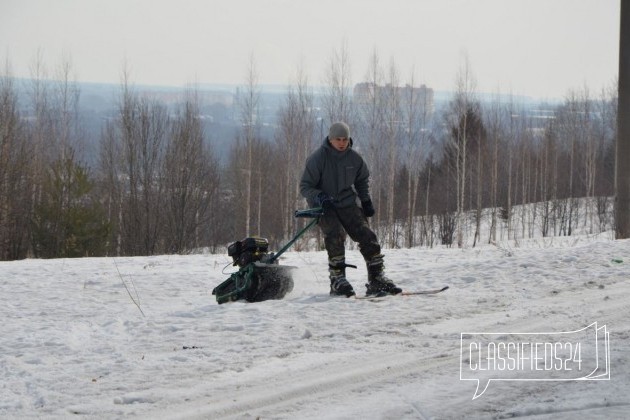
0, 236, 629, 419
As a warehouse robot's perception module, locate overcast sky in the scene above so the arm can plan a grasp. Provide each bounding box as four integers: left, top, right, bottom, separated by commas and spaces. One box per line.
0, 0, 620, 99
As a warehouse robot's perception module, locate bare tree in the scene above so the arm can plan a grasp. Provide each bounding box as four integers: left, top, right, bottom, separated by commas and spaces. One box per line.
322, 41, 355, 128
356, 48, 386, 231
555, 92, 581, 236
163, 91, 220, 253
27, 50, 54, 234
0, 64, 32, 259
276, 65, 315, 241
26, 52, 85, 257
447, 54, 477, 248
595, 82, 617, 232
503, 97, 520, 240
400, 69, 431, 247
30, 55, 106, 258
382, 59, 402, 247
577, 87, 599, 233
539, 119, 558, 237
99, 121, 123, 254
52, 53, 81, 162
237, 54, 261, 237
484, 93, 508, 243
518, 123, 534, 240
99, 69, 168, 255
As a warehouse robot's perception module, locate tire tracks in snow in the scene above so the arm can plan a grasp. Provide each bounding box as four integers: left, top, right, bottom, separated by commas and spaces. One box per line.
158, 352, 456, 419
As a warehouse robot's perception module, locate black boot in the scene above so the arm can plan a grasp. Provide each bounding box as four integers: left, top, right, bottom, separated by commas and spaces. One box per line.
329, 256, 355, 297
365, 254, 402, 296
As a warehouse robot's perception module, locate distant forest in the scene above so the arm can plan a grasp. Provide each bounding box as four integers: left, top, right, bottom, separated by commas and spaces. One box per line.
0, 50, 618, 260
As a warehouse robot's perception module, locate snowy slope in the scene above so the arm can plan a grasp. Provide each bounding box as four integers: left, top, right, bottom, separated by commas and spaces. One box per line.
1, 235, 629, 419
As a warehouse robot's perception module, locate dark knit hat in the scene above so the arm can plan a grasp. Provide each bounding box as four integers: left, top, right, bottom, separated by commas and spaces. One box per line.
329, 122, 350, 139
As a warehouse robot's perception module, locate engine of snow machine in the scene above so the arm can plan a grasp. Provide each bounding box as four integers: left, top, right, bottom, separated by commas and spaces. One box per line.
228, 237, 273, 267
212, 237, 295, 304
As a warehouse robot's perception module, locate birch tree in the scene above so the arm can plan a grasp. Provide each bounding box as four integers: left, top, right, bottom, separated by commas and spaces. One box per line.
382, 59, 402, 247
237, 54, 261, 237
401, 71, 431, 247
357, 48, 386, 231
99, 71, 168, 255
276, 66, 315, 241
447, 55, 477, 248
484, 94, 508, 243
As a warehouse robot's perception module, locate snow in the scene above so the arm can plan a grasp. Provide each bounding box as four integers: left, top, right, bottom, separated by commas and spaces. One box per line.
1, 234, 629, 419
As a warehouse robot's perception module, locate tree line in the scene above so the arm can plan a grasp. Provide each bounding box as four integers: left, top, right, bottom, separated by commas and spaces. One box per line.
0, 51, 617, 260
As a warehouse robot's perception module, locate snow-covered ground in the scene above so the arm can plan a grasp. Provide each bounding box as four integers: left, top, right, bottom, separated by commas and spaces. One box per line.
1, 234, 629, 419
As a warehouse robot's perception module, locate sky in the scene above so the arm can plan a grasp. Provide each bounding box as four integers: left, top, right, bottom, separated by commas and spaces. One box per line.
0, 0, 621, 100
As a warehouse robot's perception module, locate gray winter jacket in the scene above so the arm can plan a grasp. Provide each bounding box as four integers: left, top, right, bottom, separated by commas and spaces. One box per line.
300, 137, 371, 208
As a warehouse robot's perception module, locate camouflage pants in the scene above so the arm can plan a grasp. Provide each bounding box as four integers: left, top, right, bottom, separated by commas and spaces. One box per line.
318, 205, 381, 260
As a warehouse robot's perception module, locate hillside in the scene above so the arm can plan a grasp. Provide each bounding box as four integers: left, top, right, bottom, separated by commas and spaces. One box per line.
1, 234, 629, 418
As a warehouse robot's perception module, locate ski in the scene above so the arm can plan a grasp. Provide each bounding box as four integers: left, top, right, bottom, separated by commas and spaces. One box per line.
400, 285, 449, 295
354, 285, 449, 300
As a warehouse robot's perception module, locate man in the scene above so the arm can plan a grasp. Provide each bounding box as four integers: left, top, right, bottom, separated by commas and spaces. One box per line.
300, 121, 402, 297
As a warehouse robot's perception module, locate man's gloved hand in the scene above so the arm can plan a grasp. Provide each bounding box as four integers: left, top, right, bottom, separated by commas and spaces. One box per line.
316, 192, 335, 212
361, 199, 375, 217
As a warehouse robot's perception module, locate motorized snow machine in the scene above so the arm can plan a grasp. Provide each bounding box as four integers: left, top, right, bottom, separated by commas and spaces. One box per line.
212, 207, 323, 304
